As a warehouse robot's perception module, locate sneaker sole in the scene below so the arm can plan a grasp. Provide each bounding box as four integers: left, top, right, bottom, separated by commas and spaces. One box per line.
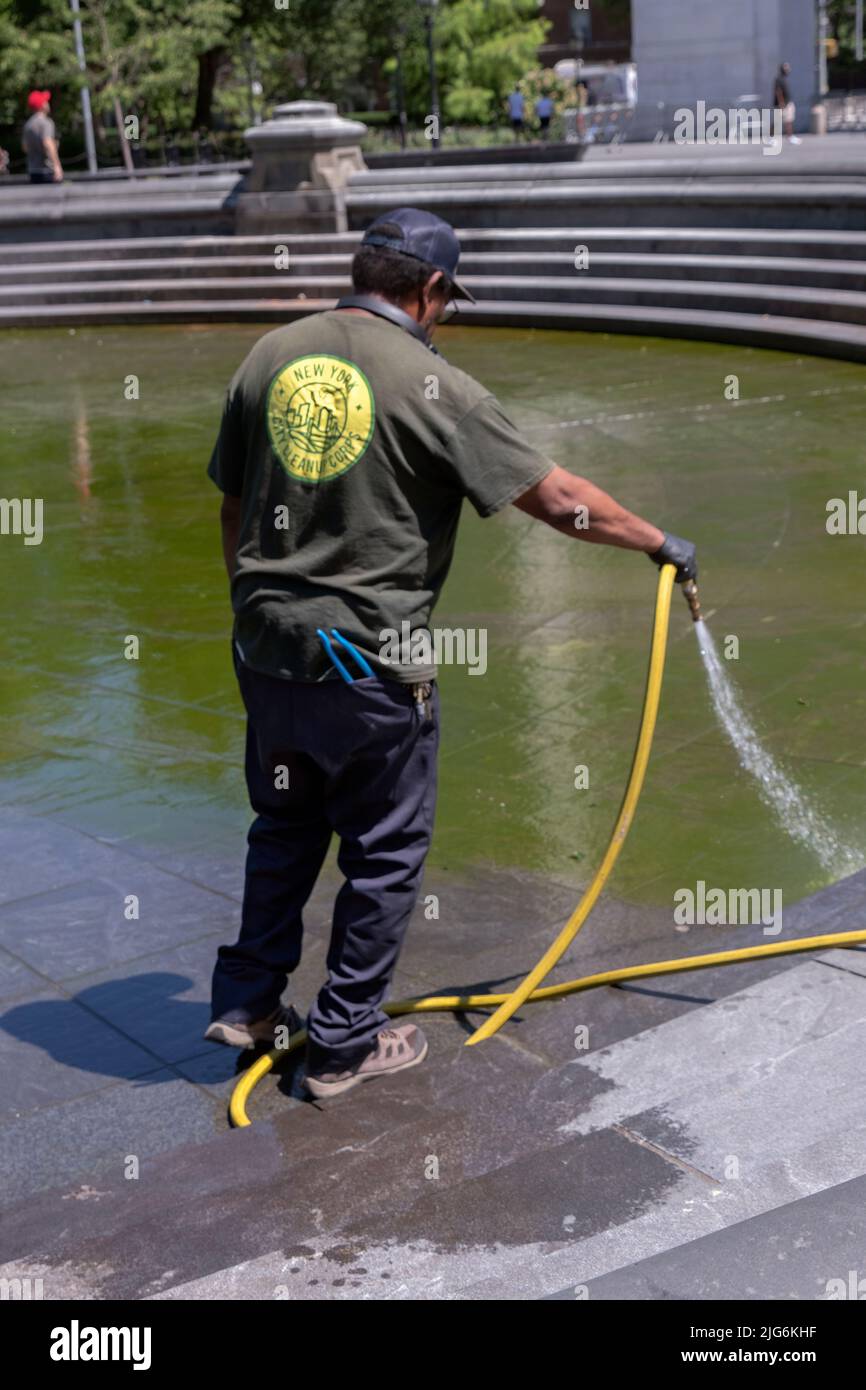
304, 1037, 428, 1099
204, 1021, 260, 1049
205, 1014, 300, 1050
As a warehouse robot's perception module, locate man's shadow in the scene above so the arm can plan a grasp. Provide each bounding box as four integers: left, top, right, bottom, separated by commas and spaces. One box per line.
1, 972, 270, 1084
3, 967, 559, 1099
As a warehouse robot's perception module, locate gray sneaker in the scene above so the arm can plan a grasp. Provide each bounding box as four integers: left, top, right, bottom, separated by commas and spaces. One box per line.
204, 1003, 302, 1050
304, 1022, 428, 1099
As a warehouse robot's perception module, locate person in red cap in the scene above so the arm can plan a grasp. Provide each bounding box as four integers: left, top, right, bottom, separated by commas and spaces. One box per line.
23, 91, 63, 184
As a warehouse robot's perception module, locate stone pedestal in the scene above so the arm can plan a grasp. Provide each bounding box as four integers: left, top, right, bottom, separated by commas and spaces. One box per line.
236, 101, 367, 235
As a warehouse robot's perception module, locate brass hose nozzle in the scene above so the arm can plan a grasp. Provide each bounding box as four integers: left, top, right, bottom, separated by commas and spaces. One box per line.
682, 579, 702, 623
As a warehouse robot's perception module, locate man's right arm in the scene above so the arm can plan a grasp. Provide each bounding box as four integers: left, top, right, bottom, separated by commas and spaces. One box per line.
512, 463, 664, 552
438, 393, 696, 580
512, 464, 697, 581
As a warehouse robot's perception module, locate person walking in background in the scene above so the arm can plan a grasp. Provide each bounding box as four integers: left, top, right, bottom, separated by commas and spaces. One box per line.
535, 94, 554, 140
508, 87, 525, 140
774, 63, 801, 145
22, 90, 63, 183
576, 79, 589, 142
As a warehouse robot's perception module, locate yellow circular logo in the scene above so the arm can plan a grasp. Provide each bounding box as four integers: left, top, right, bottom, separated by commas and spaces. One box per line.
266, 354, 375, 483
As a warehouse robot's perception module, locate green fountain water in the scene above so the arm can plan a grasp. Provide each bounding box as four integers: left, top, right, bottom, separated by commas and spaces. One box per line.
1, 322, 864, 907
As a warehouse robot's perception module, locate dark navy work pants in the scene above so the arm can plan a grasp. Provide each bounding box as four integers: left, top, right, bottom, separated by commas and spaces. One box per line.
210, 650, 439, 1069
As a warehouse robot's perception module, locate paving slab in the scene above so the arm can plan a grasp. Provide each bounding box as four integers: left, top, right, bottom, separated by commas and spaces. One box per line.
148, 1124, 699, 1302
0, 807, 122, 908
0, 1065, 222, 1209
546, 1173, 866, 1301
556, 960, 866, 1155
0, 988, 163, 1117
0, 945, 50, 1005
0, 871, 237, 981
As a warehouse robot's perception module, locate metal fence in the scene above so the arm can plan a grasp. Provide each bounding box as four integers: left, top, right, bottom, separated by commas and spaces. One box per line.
824, 92, 866, 131
563, 103, 637, 145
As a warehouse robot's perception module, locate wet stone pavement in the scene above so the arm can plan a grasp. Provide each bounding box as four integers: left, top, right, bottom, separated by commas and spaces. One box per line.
2, 801, 865, 1299
2, 323, 866, 1297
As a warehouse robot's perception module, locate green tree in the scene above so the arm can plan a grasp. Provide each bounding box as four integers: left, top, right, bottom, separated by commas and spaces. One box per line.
0, 0, 79, 129
227, 0, 549, 128
401, 0, 549, 126
829, 0, 855, 44
235, 0, 369, 106
0, 0, 553, 163
80, 0, 238, 146
0, 0, 237, 159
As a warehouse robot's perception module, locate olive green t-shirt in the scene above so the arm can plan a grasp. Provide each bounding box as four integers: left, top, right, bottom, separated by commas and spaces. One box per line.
207, 309, 554, 682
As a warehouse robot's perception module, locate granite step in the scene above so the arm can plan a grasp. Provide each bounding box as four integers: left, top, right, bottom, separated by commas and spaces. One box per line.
3, 274, 866, 329
0, 232, 361, 264
347, 180, 866, 232
6, 228, 866, 266
5, 251, 866, 293
2, 297, 866, 368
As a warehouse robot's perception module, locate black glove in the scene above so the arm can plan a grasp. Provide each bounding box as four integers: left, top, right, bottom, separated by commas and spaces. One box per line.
650, 531, 698, 584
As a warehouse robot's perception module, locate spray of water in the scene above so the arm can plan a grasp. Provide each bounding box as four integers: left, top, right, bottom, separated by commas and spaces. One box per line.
693, 620, 860, 875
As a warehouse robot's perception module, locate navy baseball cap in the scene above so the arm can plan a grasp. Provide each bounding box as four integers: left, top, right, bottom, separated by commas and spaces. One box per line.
361, 207, 476, 303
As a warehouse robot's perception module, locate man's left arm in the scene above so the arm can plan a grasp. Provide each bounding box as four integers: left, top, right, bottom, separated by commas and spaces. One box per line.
219, 492, 242, 581
208, 367, 248, 584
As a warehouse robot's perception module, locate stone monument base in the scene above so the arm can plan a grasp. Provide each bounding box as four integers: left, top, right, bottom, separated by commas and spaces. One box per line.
234, 188, 349, 236
234, 102, 366, 236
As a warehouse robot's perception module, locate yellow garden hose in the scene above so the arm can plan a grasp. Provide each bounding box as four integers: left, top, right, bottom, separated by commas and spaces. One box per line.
229, 563, 866, 1127
230, 928, 866, 1126
465, 561, 676, 1044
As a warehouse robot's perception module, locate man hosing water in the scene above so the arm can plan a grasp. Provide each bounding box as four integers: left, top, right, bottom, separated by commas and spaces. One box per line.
204, 207, 698, 1099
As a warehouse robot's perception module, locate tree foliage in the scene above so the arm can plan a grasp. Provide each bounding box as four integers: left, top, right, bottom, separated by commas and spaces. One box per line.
0, 0, 551, 154
405, 0, 549, 125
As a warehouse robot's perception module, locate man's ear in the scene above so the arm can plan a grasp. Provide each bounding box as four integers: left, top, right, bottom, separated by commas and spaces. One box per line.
422, 271, 444, 306
420, 272, 448, 325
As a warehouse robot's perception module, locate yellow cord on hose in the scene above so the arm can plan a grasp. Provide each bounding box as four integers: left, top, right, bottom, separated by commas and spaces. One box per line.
228, 563, 866, 1126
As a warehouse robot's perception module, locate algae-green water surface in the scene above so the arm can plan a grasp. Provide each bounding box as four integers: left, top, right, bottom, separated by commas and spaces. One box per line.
1, 323, 863, 907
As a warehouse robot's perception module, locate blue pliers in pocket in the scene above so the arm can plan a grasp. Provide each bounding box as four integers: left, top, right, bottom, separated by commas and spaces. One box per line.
316, 627, 375, 685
